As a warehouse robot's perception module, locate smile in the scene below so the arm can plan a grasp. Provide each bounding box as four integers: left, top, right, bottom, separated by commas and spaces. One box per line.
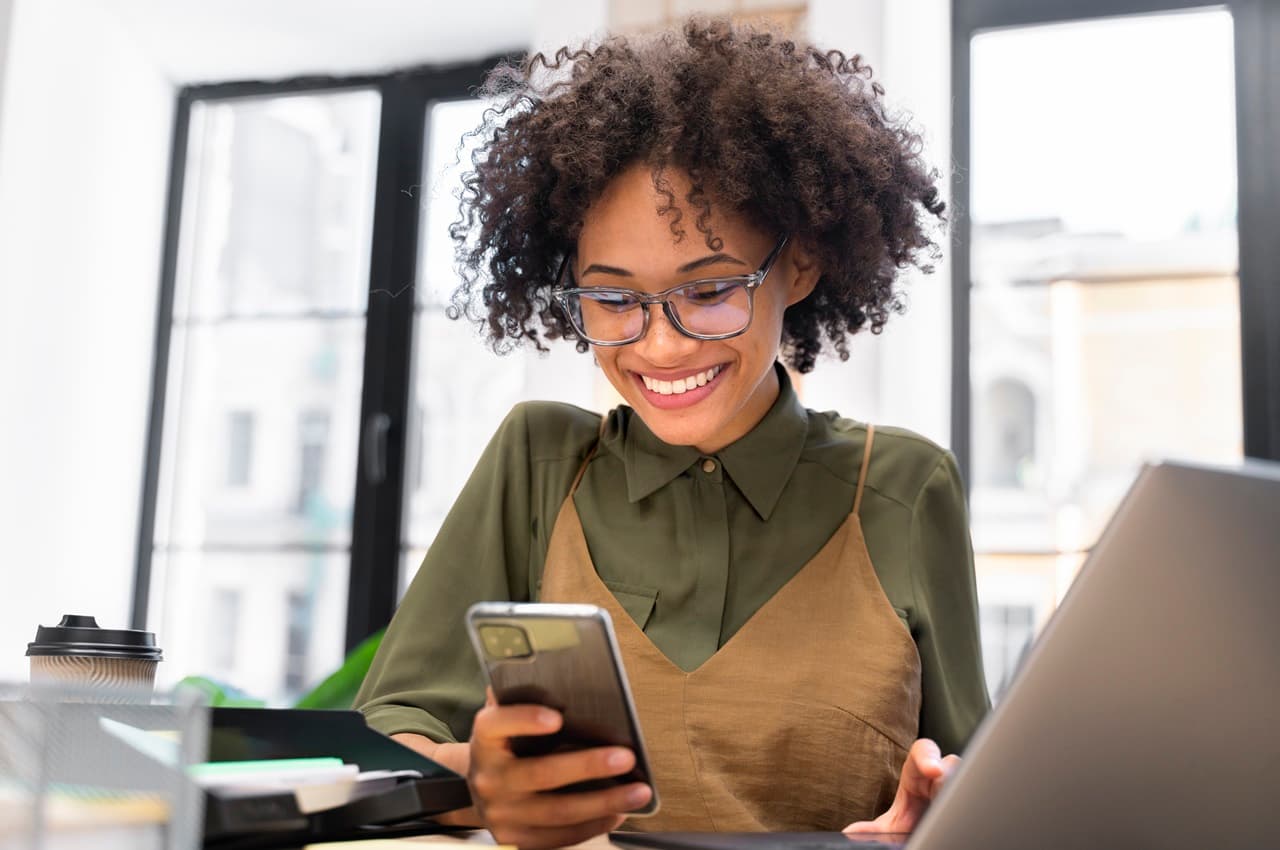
640, 365, 723, 396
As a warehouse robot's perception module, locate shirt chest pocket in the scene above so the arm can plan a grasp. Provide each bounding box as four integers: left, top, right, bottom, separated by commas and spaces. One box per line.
602, 580, 658, 630
534, 575, 657, 629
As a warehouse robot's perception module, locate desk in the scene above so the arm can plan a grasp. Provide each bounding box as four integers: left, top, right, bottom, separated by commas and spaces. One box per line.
306, 829, 612, 850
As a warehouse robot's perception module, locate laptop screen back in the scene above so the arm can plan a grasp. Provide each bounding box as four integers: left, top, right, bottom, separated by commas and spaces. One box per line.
910, 460, 1280, 850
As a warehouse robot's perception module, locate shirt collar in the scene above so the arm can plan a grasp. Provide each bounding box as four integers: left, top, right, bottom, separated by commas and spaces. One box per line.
602, 363, 809, 520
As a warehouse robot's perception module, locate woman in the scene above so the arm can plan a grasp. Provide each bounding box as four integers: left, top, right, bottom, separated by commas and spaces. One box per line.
357, 17, 988, 849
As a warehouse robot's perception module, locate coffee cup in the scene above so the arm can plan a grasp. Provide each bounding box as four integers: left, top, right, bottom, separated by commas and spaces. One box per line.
26, 614, 163, 701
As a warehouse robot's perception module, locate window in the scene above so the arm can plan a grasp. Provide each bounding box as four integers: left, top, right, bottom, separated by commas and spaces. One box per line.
296, 410, 331, 514
968, 11, 1242, 560
398, 97, 600, 595
979, 603, 1035, 700
977, 378, 1036, 489
137, 63, 505, 701
283, 590, 311, 695
141, 87, 381, 703
954, 0, 1280, 682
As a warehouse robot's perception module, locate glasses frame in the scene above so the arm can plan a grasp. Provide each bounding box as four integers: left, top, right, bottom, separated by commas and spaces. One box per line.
551, 235, 790, 346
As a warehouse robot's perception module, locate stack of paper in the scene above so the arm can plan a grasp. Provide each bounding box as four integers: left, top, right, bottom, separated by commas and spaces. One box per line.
191, 758, 422, 814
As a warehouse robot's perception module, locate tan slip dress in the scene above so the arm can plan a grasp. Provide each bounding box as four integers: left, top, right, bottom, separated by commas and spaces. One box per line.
539, 424, 922, 831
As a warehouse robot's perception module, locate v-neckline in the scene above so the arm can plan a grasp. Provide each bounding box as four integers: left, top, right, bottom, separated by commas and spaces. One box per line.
561, 496, 865, 678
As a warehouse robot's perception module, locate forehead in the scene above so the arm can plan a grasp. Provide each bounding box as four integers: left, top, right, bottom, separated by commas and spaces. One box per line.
576, 163, 764, 266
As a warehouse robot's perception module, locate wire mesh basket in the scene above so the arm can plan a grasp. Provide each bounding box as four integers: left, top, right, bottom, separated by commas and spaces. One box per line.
0, 683, 208, 850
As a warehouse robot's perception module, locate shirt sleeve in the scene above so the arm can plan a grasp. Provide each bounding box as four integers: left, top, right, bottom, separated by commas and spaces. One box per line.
910, 451, 991, 754
355, 404, 543, 743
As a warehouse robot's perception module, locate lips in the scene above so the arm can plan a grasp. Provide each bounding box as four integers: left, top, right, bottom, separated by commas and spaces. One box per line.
632, 364, 728, 410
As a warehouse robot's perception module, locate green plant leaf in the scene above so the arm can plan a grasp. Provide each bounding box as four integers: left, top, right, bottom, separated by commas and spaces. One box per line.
293, 629, 384, 711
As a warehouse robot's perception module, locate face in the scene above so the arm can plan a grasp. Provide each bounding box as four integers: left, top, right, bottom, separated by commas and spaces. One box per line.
575, 163, 820, 453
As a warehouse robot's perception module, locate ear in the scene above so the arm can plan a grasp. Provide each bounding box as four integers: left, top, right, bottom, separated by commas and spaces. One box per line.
783, 239, 822, 307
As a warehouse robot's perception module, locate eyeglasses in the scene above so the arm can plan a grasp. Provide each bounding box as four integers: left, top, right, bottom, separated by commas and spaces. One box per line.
551, 236, 789, 346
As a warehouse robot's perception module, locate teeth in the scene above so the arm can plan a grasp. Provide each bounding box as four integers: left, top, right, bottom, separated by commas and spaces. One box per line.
642, 366, 722, 396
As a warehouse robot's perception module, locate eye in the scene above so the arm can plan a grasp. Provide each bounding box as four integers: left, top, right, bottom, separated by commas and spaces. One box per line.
579, 289, 640, 313
681, 279, 742, 306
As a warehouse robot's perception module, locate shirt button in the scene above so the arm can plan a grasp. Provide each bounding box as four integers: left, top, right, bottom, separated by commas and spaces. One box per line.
701, 458, 717, 474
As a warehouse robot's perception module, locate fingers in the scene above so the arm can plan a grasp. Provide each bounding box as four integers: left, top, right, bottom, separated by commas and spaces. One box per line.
930, 753, 961, 797
471, 702, 562, 748
472, 744, 637, 799
502, 745, 635, 793
490, 814, 627, 850
901, 738, 945, 796
467, 702, 650, 849
844, 740, 961, 836
486, 781, 651, 827
843, 819, 887, 834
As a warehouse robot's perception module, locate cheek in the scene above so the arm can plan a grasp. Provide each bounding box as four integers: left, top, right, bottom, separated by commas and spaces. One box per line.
742, 302, 788, 358
592, 348, 623, 378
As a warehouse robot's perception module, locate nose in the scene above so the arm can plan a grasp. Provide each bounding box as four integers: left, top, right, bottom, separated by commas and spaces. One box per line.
634, 303, 700, 365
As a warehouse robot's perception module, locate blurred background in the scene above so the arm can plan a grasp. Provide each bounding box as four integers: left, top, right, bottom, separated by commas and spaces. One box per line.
0, 0, 1275, 706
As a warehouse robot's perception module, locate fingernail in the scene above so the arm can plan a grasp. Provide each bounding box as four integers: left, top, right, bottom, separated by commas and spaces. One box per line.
626, 785, 650, 806
537, 708, 560, 728
607, 749, 633, 770
926, 757, 943, 771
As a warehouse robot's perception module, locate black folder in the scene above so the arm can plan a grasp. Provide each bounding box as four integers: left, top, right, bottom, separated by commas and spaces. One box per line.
203, 707, 472, 848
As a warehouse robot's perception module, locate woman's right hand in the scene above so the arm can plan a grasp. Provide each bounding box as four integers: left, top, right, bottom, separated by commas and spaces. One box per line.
467, 690, 653, 849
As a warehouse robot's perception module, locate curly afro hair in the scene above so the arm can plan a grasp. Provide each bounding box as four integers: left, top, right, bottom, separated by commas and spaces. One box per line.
448, 16, 945, 373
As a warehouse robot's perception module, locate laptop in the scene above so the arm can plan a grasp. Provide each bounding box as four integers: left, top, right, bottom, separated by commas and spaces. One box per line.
612, 459, 1280, 850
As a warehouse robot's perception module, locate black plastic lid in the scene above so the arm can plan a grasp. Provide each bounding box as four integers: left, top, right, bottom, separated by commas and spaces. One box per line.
26, 614, 163, 661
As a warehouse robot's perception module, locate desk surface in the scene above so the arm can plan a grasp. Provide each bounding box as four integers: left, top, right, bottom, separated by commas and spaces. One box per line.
307, 829, 610, 849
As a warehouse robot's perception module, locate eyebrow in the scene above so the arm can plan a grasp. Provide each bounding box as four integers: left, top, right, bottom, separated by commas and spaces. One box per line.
580, 253, 749, 278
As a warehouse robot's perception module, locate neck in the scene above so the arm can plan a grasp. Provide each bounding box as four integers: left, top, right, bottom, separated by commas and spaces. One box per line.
693, 364, 781, 454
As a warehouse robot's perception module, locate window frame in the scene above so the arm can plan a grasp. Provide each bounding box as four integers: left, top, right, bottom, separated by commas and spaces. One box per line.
950, 0, 1280, 484
131, 59, 508, 655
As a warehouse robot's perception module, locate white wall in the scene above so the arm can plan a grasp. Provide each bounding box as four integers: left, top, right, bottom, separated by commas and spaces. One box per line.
0, 1, 13, 146
533, 0, 608, 54
0, 0, 173, 680
802, 0, 952, 446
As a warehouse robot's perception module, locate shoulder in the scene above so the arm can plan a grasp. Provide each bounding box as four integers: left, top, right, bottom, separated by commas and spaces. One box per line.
806, 409, 958, 510
496, 401, 602, 465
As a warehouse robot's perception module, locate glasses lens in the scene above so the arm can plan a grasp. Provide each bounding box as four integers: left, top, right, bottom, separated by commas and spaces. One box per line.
573, 290, 645, 342
670, 279, 752, 337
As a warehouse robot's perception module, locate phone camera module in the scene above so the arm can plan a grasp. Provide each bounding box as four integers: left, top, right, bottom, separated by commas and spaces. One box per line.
479, 624, 533, 660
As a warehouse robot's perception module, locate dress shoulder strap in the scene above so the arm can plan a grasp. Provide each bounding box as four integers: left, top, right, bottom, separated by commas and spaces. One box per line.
568, 415, 608, 495
852, 423, 876, 517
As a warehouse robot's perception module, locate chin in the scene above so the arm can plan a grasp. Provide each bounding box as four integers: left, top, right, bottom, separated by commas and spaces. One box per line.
633, 409, 722, 449
647, 423, 709, 449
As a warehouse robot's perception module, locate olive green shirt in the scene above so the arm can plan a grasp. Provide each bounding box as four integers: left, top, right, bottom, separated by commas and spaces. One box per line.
357, 367, 990, 754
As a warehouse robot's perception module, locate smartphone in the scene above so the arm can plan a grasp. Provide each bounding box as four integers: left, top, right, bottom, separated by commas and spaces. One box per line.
465, 602, 659, 815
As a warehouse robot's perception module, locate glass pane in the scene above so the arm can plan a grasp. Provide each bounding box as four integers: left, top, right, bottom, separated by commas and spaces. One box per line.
400, 308, 597, 557
967, 9, 1241, 696
174, 90, 380, 319
149, 550, 348, 706
968, 9, 1240, 556
400, 99, 602, 590
154, 319, 365, 548
973, 551, 1086, 699
401, 547, 428, 599
417, 99, 491, 308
